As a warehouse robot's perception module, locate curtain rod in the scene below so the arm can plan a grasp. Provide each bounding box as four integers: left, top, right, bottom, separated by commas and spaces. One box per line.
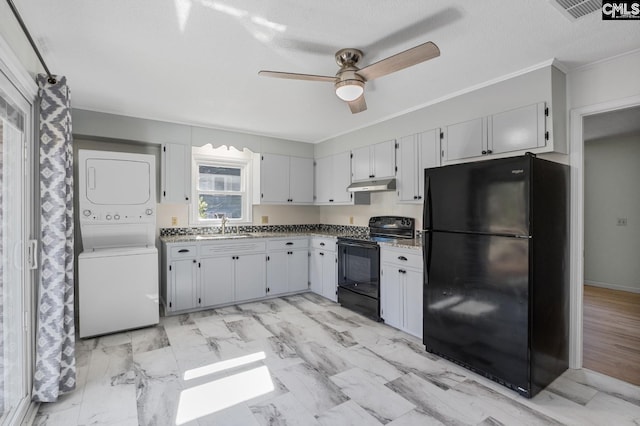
6, 0, 56, 84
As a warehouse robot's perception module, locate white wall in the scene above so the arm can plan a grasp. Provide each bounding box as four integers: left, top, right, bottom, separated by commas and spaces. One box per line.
584, 133, 640, 293
0, 1, 42, 79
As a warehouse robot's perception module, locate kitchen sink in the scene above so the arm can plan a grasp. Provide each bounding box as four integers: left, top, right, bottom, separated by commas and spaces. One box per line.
195, 234, 253, 240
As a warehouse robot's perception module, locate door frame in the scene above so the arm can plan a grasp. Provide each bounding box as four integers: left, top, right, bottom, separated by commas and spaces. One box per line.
568, 94, 640, 369
0, 32, 39, 424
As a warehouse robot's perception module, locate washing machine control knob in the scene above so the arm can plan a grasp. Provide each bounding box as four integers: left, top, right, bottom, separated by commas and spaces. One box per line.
145, 209, 153, 215
114, 214, 120, 220
106, 214, 112, 220
83, 209, 91, 217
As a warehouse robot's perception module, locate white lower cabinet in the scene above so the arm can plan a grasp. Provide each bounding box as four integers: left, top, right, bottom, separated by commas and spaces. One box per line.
234, 253, 267, 301
200, 256, 234, 306
380, 245, 423, 338
162, 240, 266, 314
266, 237, 309, 296
309, 237, 337, 302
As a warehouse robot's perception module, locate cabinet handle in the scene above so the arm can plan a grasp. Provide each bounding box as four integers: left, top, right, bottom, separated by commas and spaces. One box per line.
487, 149, 493, 154
398, 256, 408, 261
482, 150, 487, 155
319, 252, 325, 256
369, 174, 375, 178
320, 242, 325, 246
418, 196, 422, 200
185, 196, 189, 201
413, 196, 418, 200
193, 259, 196, 263
178, 249, 189, 253
286, 242, 294, 246
329, 199, 334, 202
399, 269, 406, 274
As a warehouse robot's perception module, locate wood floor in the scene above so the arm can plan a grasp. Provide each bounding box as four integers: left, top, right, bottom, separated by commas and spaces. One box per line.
583, 284, 640, 385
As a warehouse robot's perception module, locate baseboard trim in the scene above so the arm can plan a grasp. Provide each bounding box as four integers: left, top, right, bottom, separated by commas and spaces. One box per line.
584, 280, 640, 294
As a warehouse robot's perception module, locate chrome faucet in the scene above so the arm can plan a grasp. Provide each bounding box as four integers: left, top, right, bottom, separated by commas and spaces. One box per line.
221, 215, 228, 234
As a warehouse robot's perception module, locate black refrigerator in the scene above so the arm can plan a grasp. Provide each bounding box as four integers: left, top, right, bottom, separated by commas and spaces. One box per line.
422, 154, 569, 398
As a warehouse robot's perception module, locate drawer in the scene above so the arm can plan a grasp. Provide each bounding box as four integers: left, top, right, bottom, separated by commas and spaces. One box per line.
200, 241, 267, 257
381, 247, 423, 270
169, 245, 197, 259
311, 237, 337, 251
267, 237, 309, 251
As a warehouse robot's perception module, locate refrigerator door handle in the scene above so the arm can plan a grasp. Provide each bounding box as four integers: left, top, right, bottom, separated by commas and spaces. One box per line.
423, 230, 432, 278
423, 174, 432, 230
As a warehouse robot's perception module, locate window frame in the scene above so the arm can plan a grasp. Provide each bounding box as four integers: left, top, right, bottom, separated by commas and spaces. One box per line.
191, 153, 253, 225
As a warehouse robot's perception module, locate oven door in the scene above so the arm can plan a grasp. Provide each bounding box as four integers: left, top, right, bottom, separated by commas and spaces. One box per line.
337, 240, 380, 320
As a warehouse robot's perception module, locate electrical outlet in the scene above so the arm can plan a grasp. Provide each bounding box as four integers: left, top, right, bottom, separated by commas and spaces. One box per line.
262, 216, 269, 224
349, 216, 354, 224
171, 216, 178, 226
617, 217, 628, 226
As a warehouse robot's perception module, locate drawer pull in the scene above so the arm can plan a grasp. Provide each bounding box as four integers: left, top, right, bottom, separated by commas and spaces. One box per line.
286, 242, 294, 246
178, 249, 190, 253
398, 256, 408, 261
320, 242, 325, 246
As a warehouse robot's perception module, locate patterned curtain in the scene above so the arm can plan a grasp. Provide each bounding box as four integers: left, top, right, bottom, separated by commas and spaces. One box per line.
32, 75, 76, 402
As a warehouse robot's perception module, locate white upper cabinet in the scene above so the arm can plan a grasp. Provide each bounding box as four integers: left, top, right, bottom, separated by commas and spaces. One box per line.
442, 117, 487, 162
397, 129, 440, 203
314, 151, 357, 205
260, 153, 314, 204
489, 102, 547, 155
289, 156, 314, 203
161, 143, 191, 204
351, 140, 396, 181
442, 102, 548, 163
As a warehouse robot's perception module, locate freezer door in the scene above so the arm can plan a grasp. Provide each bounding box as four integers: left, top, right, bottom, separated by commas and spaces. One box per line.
424, 156, 530, 236
423, 231, 530, 393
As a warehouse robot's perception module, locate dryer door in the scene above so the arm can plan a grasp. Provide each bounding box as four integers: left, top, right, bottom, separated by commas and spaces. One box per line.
85, 158, 151, 205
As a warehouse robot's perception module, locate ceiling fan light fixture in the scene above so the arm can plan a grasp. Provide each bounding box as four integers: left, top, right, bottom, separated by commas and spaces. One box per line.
335, 80, 364, 102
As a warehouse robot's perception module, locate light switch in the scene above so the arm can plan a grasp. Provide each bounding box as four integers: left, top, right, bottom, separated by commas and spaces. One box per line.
171, 216, 178, 226
617, 217, 628, 226
262, 216, 269, 224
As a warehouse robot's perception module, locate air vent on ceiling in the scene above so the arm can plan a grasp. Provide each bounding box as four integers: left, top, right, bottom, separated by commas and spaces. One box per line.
550, 0, 602, 20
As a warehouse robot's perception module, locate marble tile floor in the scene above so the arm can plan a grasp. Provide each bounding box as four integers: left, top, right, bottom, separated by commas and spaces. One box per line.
34, 292, 640, 426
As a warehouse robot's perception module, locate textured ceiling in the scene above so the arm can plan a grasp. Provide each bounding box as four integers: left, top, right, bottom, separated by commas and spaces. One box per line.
16, 0, 640, 143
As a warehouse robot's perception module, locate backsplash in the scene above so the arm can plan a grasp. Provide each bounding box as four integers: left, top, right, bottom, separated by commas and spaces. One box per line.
159, 224, 369, 237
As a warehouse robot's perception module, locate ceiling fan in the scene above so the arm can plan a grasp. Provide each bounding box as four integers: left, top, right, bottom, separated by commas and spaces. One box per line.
259, 41, 440, 114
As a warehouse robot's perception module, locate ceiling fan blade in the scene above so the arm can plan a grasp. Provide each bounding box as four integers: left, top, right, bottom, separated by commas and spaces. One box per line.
357, 41, 440, 81
258, 70, 335, 83
348, 95, 367, 114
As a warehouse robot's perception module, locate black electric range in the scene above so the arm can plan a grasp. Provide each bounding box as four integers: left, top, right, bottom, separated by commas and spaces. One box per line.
336, 216, 415, 320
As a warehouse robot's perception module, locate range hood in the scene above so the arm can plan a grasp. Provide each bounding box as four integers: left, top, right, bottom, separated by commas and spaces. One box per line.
347, 178, 396, 193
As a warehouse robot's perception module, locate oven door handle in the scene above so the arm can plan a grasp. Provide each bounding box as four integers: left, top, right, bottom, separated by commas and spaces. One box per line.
338, 241, 379, 250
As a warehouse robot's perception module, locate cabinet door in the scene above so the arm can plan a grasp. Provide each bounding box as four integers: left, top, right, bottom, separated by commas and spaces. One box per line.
288, 249, 309, 292
321, 252, 338, 302
380, 265, 402, 329
200, 256, 234, 307
443, 118, 486, 162
372, 140, 396, 179
289, 157, 314, 204
314, 156, 332, 204
332, 151, 352, 203
235, 254, 266, 301
162, 143, 191, 204
489, 102, 546, 155
351, 146, 371, 181
404, 269, 423, 338
309, 248, 323, 295
397, 135, 418, 202
170, 259, 197, 311
417, 129, 440, 200
266, 251, 288, 296
261, 153, 290, 203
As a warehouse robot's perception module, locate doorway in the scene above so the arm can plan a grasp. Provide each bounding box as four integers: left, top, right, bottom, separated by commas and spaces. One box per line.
0, 70, 36, 424
581, 105, 640, 385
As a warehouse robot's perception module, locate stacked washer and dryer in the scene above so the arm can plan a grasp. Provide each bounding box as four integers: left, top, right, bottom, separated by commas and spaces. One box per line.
77, 150, 159, 338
